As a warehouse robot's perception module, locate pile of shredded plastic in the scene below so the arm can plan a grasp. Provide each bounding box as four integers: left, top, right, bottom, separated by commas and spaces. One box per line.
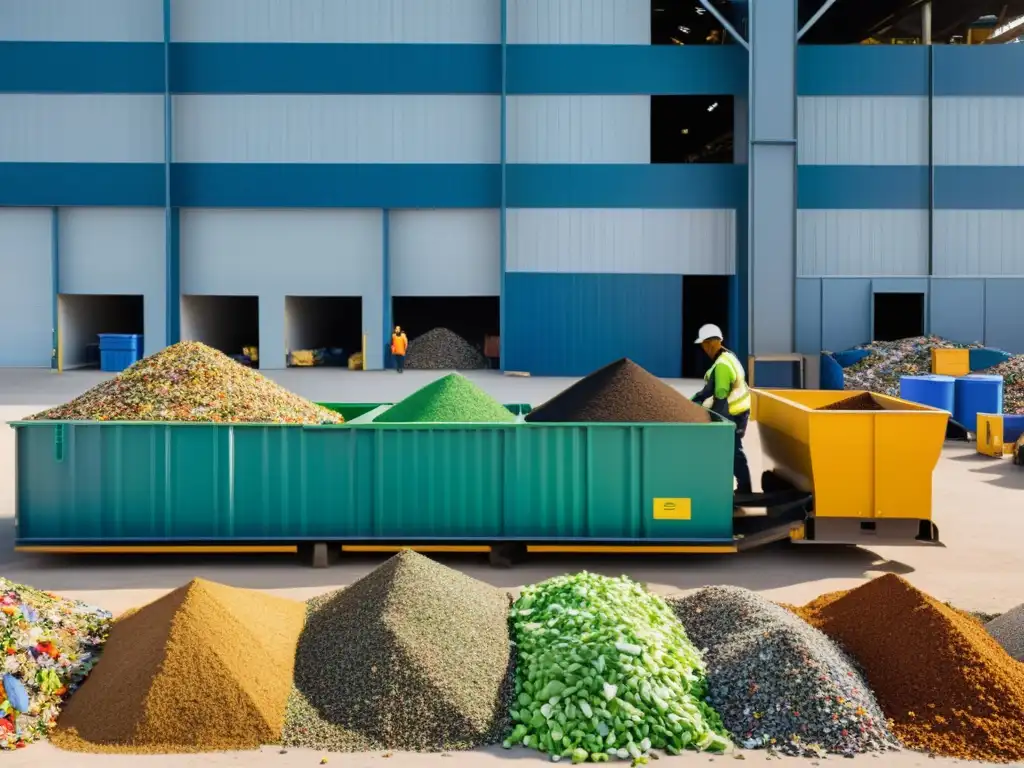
840, 337, 978, 397
0, 578, 112, 749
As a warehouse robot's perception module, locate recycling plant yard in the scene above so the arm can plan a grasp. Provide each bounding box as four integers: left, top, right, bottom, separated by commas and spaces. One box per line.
0, 340, 1022, 767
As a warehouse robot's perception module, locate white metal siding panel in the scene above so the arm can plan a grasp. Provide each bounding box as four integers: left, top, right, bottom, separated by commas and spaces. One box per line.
173, 96, 500, 164
390, 210, 499, 296
172, 0, 499, 43
507, 96, 650, 164
933, 211, 1024, 276
58, 208, 167, 356
508, 0, 649, 43
506, 209, 736, 274
797, 210, 929, 277
797, 97, 928, 165
0, 95, 164, 163
0, 209, 52, 367
0, 0, 162, 41
934, 97, 1024, 166
180, 209, 384, 369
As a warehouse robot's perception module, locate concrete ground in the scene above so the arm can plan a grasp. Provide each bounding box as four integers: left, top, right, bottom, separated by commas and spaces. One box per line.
1, 368, 1022, 767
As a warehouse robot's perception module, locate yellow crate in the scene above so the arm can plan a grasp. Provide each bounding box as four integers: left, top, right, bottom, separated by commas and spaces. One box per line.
931, 348, 970, 377
976, 413, 1014, 457
753, 389, 949, 521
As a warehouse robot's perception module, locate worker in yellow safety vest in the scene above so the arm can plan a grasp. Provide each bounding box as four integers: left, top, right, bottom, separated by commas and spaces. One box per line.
691, 324, 753, 495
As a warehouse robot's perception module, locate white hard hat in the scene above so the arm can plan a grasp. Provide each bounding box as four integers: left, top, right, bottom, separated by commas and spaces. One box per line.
694, 324, 724, 344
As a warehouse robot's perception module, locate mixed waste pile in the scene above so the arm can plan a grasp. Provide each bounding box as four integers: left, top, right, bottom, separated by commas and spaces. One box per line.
404, 328, 489, 370
26, 342, 343, 424
4, 561, 1023, 761
373, 373, 517, 424
0, 578, 112, 750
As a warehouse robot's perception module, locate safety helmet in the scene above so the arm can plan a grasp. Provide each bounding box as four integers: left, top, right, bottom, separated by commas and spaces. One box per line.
694, 323, 724, 344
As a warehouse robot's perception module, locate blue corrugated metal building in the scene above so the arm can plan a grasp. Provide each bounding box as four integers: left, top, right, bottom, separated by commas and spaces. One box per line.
1, 0, 1022, 378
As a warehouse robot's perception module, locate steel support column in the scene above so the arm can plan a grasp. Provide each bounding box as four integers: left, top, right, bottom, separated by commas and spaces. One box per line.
747, 0, 797, 356
163, 0, 179, 346
498, 0, 508, 371
51, 208, 60, 371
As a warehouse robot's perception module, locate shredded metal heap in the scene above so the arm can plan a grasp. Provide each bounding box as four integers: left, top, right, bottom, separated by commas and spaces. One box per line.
670, 586, 897, 758
283, 551, 514, 752
52, 579, 306, 753
405, 328, 488, 370
373, 373, 516, 423
526, 358, 711, 423
27, 341, 343, 424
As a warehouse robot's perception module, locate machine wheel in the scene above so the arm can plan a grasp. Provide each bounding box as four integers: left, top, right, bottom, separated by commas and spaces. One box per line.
761, 470, 795, 494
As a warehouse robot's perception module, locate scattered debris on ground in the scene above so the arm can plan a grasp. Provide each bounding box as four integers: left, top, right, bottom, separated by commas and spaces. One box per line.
52, 579, 305, 753
373, 373, 516, 423
283, 552, 514, 752
404, 329, 488, 371
26, 342, 343, 424
671, 586, 897, 757
525, 358, 711, 423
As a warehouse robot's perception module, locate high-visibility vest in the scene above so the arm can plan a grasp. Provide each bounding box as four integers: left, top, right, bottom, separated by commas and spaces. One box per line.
391, 334, 408, 355
704, 349, 751, 416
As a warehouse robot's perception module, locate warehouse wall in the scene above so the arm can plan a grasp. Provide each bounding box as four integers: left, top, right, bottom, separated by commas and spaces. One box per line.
508, 0, 649, 44
0, 209, 53, 367
507, 96, 649, 164
58, 208, 167, 357
180, 209, 384, 370
0, 0, 162, 41
389, 210, 500, 297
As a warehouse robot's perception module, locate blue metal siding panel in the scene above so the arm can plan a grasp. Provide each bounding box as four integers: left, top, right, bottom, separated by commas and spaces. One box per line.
796, 210, 928, 277
798, 46, 928, 97
173, 96, 500, 164
0, 209, 53, 367
795, 278, 822, 355
0, 43, 164, 93
985, 278, 1024, 354
820, 278, 871, 352
934, 46, 1024, 97
506, 209, 735, 274
0, 164, 164, 206
504, 272, 682, 377
171, 0, 500, 43
934, 167, 1024, 210
508, 0, 649, 44
507, 96, 649, 164
932, 211, 1024, 276
797, 97, 928, 166
0, 95, 163, 162
797, 166, 928, 209
0, 95, 163, 163
389, 210, 500, 296
929, 279, 985, 345
933, 97, 1024, 166
0, 0, 162, 42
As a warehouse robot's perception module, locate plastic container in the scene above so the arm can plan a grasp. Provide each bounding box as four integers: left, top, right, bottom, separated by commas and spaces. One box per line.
899, 375, 955, 413
819, 354, 844, 390
975, 413, 1024, 457
969, 347, 1012, 372
98, 334, 143, 372
954, 374, 1004, 433
931, 348, 970, 377
832, 349, 871, 368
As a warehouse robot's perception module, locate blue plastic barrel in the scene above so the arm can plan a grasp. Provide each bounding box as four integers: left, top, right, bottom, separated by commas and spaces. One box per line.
1003, 414, 1024, 444
900, 375, 955, 412
833, 349, 872, 368
819, 354, 844, 390
954, 374, 1004, 433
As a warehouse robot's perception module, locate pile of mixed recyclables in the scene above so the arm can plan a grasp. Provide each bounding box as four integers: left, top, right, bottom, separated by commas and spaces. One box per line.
7, 560, 1024, 764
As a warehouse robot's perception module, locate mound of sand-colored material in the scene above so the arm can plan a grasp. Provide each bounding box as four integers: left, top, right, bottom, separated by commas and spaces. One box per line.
51, 578, 305, 753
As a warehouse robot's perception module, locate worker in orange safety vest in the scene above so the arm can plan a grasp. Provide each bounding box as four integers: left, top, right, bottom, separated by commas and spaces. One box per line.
390, 326, 409, 373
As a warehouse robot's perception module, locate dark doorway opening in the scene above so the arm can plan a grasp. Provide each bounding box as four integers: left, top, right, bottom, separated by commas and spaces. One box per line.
682, 276, 731, 378
873, 292, 925, 342
651, 95, 734, 164
58, 294, 144, 369
391, 296, 500, 367
285, 296, 362, 367
181, 295, 260, 368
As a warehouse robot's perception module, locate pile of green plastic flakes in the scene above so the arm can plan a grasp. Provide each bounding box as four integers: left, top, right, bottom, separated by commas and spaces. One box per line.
0, 578, 112, 749
505, 572, 731, 764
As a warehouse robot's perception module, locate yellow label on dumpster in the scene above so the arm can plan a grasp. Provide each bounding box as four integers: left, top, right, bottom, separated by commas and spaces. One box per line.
653, 498, 692, 520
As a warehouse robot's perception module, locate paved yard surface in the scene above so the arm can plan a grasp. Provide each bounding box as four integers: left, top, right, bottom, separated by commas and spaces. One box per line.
1, 368, 1021, 768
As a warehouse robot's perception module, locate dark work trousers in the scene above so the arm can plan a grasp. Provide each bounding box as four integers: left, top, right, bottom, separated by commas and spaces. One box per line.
395, 354, 405, 373
728, 410, 752, 493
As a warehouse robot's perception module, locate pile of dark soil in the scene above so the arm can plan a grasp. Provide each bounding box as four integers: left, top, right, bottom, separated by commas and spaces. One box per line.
817, 393, 883, 411
525, 358, 711, 423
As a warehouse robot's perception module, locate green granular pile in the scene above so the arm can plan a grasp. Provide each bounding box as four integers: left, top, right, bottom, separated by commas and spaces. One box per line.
373, 373, 516, 424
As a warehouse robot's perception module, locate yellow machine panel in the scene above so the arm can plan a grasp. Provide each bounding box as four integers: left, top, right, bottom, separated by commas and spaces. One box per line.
753, 389, 949, 521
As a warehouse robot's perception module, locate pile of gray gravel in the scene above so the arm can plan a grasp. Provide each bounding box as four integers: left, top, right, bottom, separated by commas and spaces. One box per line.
282, 551, 514, 752
670, 586, 898, 758
405, 328, 488, 370
986, 603, 1024, 661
